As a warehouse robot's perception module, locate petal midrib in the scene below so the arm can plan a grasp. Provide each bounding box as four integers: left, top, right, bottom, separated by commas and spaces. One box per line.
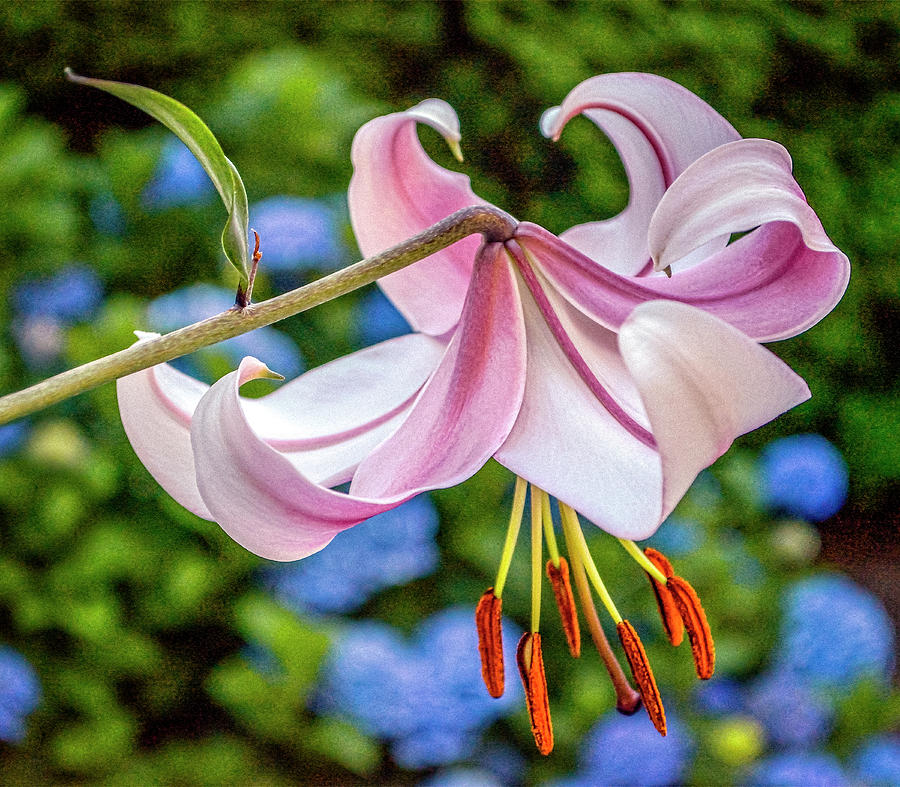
507, 242, 657, 450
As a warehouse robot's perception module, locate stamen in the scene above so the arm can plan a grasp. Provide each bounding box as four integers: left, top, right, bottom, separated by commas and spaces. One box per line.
546, 557, 581, 658
530, 484, 543, 634
565, 510, 623, 624
495, 476, 527, 598
617, 620, 667, 736
559, 503, 641, 714
641, 547, 684, 647
538, 488, 561, 568
516, 632, 554, 755
666, 574, 715, 679
619, 539, 667, 585
475, 588, 505, 698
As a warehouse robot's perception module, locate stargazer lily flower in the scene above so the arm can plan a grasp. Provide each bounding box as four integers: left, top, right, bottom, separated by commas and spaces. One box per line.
117, 73, 848, 755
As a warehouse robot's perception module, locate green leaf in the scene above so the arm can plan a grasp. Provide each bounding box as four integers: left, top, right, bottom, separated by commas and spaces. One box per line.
65, 68, 250, 281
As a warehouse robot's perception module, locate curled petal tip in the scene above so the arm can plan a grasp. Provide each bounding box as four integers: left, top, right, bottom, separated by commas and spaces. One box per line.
539, 106, 562, 140
236, 356, 284, 385
446, 137, 464, 163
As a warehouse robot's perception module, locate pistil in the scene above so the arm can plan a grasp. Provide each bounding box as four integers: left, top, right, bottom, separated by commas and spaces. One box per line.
560, 503, 641, 714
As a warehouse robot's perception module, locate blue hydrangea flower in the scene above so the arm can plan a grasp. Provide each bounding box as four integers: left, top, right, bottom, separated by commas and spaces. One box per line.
758, 434, 848, 521
748, 751, 848, 787
0, 422, 29, 457
146, 283, 304, 381
11, 265, 104, 368
575, 709, 694, 786
249, 196, 343, 272
89, 192, 126, 236
851, 735, 900, 786
316, 608, 521, 769
356, 288, 412, 346
746, 669, 832, 746
13, 265, 103, 323
263, 495, 439, 614
693, 677, 745, 716
775, 574, 895, 691
420, 767, 502, 787
646, 515, 703, 556
0, 646, 41, 744
142, 137, 215, 209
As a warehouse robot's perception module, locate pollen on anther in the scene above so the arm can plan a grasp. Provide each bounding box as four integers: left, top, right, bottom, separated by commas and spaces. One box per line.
475, 588, 505, 698
546, 557, 581, 658
617, 620, 667, 736
516, 632, 554, 755
643, 548, 685, 647
666, 575, 715, 679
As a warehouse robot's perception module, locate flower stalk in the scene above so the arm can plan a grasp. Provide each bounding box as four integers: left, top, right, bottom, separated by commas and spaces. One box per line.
0, 205, 516, 426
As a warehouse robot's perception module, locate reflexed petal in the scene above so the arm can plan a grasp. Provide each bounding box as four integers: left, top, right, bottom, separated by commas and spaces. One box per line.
352, 242, 527, 498
541, 73, 740, 275
348, 100, 487, 336
117, 334, 445, 527
619, 300, 810, 526
649, 139, 848, 276
118, 350, 213, 520
191, 358, 414, 561
517, 221, 848, 342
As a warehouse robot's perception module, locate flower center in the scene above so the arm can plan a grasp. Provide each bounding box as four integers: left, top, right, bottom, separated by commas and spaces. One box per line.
475, 477, 715, 755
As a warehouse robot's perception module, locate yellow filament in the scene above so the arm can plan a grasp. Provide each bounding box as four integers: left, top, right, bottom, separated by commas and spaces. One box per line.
559, 503, 623, 624
538, 487, 561, 568
618, 538, 668, 585
495, 476, 527, 598
530, 484, 543, 633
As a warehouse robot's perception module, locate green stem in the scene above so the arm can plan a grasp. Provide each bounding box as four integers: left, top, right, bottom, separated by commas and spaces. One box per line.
0, 206, 516, 425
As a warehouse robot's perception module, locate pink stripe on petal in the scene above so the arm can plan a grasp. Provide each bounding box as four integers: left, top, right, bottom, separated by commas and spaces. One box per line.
351, 242, 527, 499
191, 358, 414, 562
518, 218, 849, 342
507, 241, 655, 448
494, 274, 661, 540
348, 102, 488, 336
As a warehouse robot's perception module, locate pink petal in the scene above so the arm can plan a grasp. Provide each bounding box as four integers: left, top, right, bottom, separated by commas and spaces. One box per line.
191, 358, 413, 561
117, 334, 444, 530
495, 278, 808, 540
619, 300, 810, 527
351, 242, 527, 498
242, 333, 445, 486
516, 219, 848, 342
117, 349, 214, 520
541, 73, 740, 275
348, 99, 488, 336
649, 139, 845, 262
494, 268, 661, 538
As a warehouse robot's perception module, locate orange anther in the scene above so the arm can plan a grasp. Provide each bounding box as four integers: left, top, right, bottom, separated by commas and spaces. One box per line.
643, 548, 685, 647
666, 574, 715, 679
617, 620, 667, 736
516, 632, 554, 755
546, 557, 581, 658
475, 588, 505, 698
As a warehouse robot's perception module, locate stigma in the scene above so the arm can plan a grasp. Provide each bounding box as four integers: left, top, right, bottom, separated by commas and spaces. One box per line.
475, 477, 714, 754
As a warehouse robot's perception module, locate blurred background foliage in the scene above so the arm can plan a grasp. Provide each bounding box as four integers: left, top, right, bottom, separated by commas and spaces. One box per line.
0, 1, 897, 784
